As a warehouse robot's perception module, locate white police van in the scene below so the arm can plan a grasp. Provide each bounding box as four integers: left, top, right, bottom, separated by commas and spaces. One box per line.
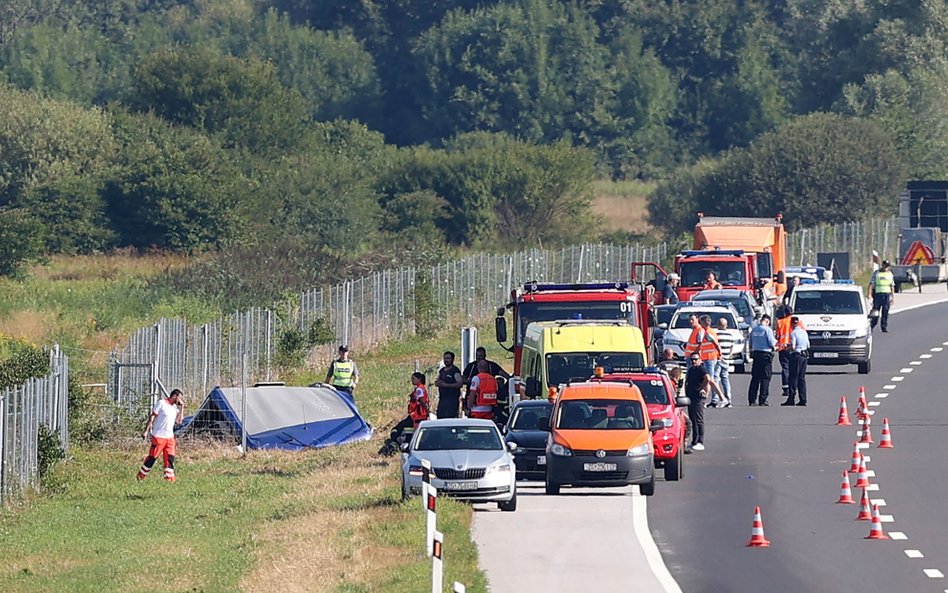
787, 281, 872, 374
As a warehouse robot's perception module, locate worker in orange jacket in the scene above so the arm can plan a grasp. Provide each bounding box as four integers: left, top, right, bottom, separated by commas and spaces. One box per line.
378, 372, 430, 456
468, 360, 499, 420
774, 305, 803, 397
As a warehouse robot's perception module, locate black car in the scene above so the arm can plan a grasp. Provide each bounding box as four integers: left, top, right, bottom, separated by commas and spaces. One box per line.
503, 400, 554, 480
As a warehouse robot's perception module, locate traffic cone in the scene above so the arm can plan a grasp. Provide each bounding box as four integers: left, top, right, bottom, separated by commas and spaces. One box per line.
746, 506, 771, 547
859, 421, 873, 444
850, 442, 862, 472
856, 388, 868, 419
878, 418, 894, 449
865, 504, 889, 540
836, 396, 852, 426
836, 470, 855, 504
855, 488, 872, 521
854, 454, 870, 488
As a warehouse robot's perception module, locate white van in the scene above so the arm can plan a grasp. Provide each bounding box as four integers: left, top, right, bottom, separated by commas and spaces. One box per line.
788, 282, 872, 374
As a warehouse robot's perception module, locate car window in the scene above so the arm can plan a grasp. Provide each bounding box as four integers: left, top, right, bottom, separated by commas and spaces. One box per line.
555, 399, 645, 430
656, 307, 676, 326
679, 261, 746, 287
671, 311, 738, 329
510, 405, 552, 430
695, 294, 751, 317
793, 290, 863, 314
630, 379, 670, 405
415, 426, 504, 451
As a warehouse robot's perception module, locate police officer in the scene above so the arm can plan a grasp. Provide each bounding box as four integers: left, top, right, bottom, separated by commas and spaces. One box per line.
869, 260, 895, 332
782, 317, 810, 406
747, 314, 777, 406
326, 345, 359, 398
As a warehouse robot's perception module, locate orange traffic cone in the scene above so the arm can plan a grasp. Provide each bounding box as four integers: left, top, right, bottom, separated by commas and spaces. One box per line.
836, 396, 852, 426
746, 506, 771, 547
836, 470, 855, 504
878, 418, 894, 449
859, 421, 873, 444
856, 388, 868, 419
850, 442, 862, 472
854, 454, 870, 488
855, 488, 872, 520
865, 504, 889, 540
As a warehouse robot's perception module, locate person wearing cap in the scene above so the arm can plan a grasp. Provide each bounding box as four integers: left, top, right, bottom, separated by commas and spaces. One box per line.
326, 345, 359, 399
868, 260, 894, 333
663, 274, 680, 304
782, 317, 810, 406
747, 314, 777, 406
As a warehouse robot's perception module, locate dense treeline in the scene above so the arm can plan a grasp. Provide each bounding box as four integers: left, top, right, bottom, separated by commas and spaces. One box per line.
1, 0, 947, 277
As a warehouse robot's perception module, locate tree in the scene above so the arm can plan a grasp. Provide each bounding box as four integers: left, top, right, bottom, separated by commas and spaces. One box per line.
15, 173, 116, 254
0, 208, 44, 277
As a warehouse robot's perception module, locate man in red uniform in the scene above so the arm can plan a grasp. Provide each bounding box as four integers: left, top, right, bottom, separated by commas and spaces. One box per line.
138, 389, 185, 482
378, 372, 430, 456
468, 360, 499, 420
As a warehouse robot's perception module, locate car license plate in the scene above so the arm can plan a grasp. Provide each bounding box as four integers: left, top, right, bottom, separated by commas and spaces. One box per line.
813, 352, 838, 358
583, 462, 617, 472
444, 481, 478, 491
537, 455, 546, 465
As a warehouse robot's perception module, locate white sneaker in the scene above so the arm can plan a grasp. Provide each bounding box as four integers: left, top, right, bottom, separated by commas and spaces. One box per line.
692, 443, 705, 451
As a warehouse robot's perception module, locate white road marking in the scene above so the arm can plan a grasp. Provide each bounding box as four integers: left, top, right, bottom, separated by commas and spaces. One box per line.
870, 498, 884, 506
943, 341, 948, 346
879, 513, 893, 522
924, 569, 944, 578
866, 410, 876, 416
891, 376, 904, 382
868, 401, 881, 407
866, 470, 876, 477
867, 484, 879, 491
631, 491, 683, 593
910, 361, 923, 366
932, 347, 944, 352
921, 354, 933, 359
857, 443, 870, 449
906, 550, 924, 558
900, 368, 913, 373
863, 455, 871, 463
875, 393, 888, 398
884, 384, 897, 389
890, 532, 908, 540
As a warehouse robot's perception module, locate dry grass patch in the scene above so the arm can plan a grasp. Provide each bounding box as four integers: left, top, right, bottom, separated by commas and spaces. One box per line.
0, 310, 52, 344
33, 251, 192, 282
590, 179, 657, 235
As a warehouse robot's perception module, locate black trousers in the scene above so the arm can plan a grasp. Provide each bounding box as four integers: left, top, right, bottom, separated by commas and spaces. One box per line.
786, 352, 808, 404
778, 350, 791, 391
688, 395, 706, 445
748, 351, 773, 405
871, 293, 892, 330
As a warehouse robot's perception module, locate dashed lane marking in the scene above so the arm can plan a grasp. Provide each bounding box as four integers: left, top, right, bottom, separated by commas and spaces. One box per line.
932, 347, 944, 352
892, 376, 905, 382
868, 401, 881, 407
884, 384, 897, 389
857, 443, 870, 449
870, 497, 884, 506
890, 532, 908, 540
875, 393, 888, 398
866, 470, 876, 477
924, 569, 944, 578
943, 341, 948, 346
880, 513, 893, 522
863, 455, 872, 463
900, 368, 913, 373
867, 484, 879, 491
921, 354, 933, 359
906, 550, 924, 558
910, 361, 923, 366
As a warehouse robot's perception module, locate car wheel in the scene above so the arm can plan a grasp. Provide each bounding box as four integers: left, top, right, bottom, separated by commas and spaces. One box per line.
665, 448, 682, 481
857, 360, 871, 374
498, 490, 518, 512
640, 474, 656, 496
683, 418, 693, 454
545, 478, 561, 495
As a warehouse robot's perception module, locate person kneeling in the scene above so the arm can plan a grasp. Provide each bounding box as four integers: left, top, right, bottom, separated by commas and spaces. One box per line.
378, 373, 430, 456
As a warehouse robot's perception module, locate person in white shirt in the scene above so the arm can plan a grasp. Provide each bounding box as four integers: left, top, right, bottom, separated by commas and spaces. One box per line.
137, 389, 185, 482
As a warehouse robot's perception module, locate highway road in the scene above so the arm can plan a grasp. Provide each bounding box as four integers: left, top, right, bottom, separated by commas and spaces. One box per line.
474, 285, 948, 592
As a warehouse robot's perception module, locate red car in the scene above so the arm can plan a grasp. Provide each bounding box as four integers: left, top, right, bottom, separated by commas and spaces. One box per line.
593, 370, 690, 481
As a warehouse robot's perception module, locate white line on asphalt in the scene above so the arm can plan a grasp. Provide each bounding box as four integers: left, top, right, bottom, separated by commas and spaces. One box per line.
944, 341, 948, 346
868, 401, 881, 407
892, 376, 904, 382
866, 470, 876, 477
875, 393, 888, 398
900, 368, 913, 373
924, 569, 944, 578
870, 498, 884, 506
857, 443, 869, 449
890, 532, 908, 540
884, 384, 897, 389
910, 361, 923, 366
891, 297, 948, 314
932, 347, 944, 352
906, 550, 924, 558
868, 484, 879, 491
866, 410, 876, 415
863, 455, 871, 463
880, 513, 893, 522
921, 354, 933, 359
631, 493, 683, 593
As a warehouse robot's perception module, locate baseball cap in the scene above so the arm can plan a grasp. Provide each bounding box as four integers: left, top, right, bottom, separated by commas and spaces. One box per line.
338, 345, 349, 352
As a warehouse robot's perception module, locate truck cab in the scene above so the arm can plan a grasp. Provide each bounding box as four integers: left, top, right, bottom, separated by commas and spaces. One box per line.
674, 250, 760, 302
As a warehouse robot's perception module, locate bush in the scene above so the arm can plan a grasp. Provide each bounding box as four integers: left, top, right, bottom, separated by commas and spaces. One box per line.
37, 424, 65, 480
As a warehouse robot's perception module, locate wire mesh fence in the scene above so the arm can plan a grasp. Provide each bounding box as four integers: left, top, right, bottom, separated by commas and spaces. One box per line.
108, 218, 897, 410
1, 345, 69, 507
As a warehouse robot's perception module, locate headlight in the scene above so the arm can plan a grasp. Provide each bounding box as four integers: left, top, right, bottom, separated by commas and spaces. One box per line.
852, 327, 869, 338
486, 463, 512, 474
551, 443, 572, 457
627, 443, 650, 457
660, 417, 674, 428
514, 447, 527, 454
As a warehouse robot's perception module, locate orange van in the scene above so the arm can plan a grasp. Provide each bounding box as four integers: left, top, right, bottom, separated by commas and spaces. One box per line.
543, 382, 660, 495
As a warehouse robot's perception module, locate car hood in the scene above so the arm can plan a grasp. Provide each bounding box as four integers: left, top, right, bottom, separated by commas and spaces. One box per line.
412, 449, 508, 471
506, 430, 548, 449
553, 428, 650, 451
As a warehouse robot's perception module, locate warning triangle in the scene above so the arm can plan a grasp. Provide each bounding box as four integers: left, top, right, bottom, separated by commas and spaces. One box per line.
901, 241, 935, 266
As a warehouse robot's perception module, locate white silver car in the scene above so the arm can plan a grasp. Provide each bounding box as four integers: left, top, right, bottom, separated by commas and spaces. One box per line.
401, 419, 518, 511
660, 303, 749, 372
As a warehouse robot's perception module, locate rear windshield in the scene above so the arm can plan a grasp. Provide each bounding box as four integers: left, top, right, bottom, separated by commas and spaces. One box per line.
630, 379, 670, 405
696, 295, 751, 317
547, 352, 646, 387
671, 311, 737, 329
793, 290, 863, 314
555, 399, 645, 430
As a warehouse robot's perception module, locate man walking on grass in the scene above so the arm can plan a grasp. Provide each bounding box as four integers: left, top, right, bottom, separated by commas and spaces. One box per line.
138, 389, 185, 482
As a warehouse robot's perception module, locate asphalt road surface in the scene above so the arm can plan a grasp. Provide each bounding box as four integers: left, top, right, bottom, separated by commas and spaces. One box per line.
474, 285, 948, 593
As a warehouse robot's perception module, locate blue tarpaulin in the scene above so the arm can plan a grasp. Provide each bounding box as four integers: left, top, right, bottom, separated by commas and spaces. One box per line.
177, 384, 373, 450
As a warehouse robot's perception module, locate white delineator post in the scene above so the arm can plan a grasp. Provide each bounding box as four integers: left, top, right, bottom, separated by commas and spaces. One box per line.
453, 583, 466, 593
421, 459, 432, 511
426, 485, 438, 557
432, 530, 444, 593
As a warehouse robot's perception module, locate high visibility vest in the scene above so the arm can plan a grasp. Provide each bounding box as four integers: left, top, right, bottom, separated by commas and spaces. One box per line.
776, 317, 804, 349
873, 271, 894, 294
409, 387, 430, 426
331, 360, 355, 387
699, 328, 721, 361
684, 327, 703, 357
473, 373, 498, 410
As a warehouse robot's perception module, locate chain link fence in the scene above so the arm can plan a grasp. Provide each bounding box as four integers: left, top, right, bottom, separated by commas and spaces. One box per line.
108, 219, 896, 410
1, 345, 69, 507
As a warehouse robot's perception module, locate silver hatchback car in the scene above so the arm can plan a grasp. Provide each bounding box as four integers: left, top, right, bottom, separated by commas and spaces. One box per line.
401, 418, 518, 512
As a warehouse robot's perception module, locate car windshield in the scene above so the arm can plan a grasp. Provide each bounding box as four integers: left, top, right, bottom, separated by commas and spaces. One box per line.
546, 352, 646, 387
671, 311, 738, 329
679, 261, 746, 287
515, 301, 637, 345
510, 405, 553, 430
630, 379, 670, 405
656, 306, 676, 326
414, 426, 503, 451
555, 399, 645, 430
696, 295, 751, 317
792, 290, 864, 314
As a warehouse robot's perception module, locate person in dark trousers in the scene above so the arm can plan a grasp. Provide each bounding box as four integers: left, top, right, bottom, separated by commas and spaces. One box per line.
747, 314, 777, 406
782, 317, 810, 406
684, 354, 711, 451
869, 260, 895, 332
663, 274, 680, 304
434, 351, 464, 418
378, 372, 430, 456
326, 345, 359, 399
775, 305, 794, 397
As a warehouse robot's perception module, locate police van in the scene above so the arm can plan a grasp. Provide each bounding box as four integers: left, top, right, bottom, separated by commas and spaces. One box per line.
787, 281, 872, 374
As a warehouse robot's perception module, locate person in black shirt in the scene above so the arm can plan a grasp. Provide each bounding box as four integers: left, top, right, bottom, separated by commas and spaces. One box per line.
684, 354, 711, 451
461, 347, 510, 384
434, 351, 464, 418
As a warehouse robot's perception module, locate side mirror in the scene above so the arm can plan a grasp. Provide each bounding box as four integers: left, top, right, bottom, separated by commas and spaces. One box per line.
675, 396, 691, 407
537, 416, 551, 431
658, 322, 668, 330
525, 377, 541, 399
649, 419, 664, 433
495, 315, 508, 344
506, 441, 517, 452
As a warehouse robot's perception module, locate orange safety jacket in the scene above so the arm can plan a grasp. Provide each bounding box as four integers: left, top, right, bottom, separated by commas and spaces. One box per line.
684, 327, 702, 358
408, 386, 430, 426
472, 373, 498, 409
698, 327, 721, 361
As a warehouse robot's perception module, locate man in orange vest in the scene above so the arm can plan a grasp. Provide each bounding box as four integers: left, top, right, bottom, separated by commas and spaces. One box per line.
683, 315, 702, 359
378, 372, 430, 456
774, 305, 798, 397
697, 315, 727, 406
468, 360, 499, 420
